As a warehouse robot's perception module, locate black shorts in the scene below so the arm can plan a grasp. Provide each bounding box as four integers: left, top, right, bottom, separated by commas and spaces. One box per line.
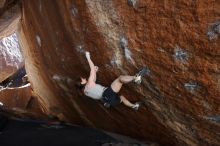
101, 87, 121, 107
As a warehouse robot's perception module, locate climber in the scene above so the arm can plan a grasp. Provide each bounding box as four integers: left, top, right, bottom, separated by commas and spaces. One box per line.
76, 51, 147, 110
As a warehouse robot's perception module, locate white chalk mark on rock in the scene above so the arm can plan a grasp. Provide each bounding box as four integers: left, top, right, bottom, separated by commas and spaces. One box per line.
71, 5, 78, 17
85, 0, 123, 68
173, 46, 189, 63
76, 45, 85, 53
207, 21, 220, 40
111, 57, 121, 67
36, 35, 42, 47
127, 0, 138, 8
52, 74, 73, 92
120, 36, 135, 64
184, 82, 199, 93
39, 0, 42, 12
120, 37, 128, 49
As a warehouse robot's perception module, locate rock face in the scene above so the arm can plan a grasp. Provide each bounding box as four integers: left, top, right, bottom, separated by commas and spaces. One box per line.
0, 33, 24, 82
0, 0, 219, 146
0, 0, 23, 82
0, 0, 21, 39
0, 84, 46, 119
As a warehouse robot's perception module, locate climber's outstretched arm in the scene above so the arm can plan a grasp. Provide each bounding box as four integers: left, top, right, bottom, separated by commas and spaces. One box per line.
85, 51, 98, 84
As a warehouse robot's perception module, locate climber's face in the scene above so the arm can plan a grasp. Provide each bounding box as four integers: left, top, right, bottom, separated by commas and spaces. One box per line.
80, 77, 87, 85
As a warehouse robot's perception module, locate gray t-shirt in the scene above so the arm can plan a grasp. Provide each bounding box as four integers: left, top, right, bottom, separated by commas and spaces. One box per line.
84, 84, 106, 100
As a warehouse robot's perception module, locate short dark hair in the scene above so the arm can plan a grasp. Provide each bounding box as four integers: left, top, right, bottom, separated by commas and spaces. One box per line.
75, 82, 86, 90
75, 77, 86, 91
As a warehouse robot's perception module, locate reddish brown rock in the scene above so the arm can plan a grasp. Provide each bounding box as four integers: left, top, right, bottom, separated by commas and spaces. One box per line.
0, 0, 23, 81
0, 0, 219, 146
0, 84, 46, 119
0, 0, 21, 39
0, 0, 43, 118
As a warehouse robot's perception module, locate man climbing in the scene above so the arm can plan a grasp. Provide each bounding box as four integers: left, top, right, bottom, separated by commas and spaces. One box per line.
77, 51, 146, 110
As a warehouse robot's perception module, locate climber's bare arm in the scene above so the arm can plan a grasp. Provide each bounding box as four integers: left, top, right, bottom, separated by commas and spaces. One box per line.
85, 52, 98, 85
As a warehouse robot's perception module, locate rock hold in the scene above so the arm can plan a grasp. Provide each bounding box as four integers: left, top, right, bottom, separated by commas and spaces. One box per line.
207, 21, 220, 40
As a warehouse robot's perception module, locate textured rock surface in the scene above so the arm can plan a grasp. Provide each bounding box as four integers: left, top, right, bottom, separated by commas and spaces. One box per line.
0, 0, 21, 39
0, 84, 46, 118
0, 0, 44, 123
0, 0, 219, 146
0, 33, 24, 82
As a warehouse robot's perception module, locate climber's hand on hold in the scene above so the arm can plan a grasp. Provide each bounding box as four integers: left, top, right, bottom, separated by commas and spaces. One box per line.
94, 66, 99, 72
85, 51, 90, 60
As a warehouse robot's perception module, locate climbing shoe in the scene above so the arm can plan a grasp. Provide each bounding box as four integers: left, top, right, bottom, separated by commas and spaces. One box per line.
132, 102, 140, 110
134, 67, 148, 84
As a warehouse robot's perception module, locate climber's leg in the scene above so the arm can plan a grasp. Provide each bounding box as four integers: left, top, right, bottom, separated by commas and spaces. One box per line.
120, 95, 140, 110
110, 75, 135, 93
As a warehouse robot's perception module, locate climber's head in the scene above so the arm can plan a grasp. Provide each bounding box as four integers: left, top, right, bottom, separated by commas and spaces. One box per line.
76, 77, 87, 91
80, 77, 87, 85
